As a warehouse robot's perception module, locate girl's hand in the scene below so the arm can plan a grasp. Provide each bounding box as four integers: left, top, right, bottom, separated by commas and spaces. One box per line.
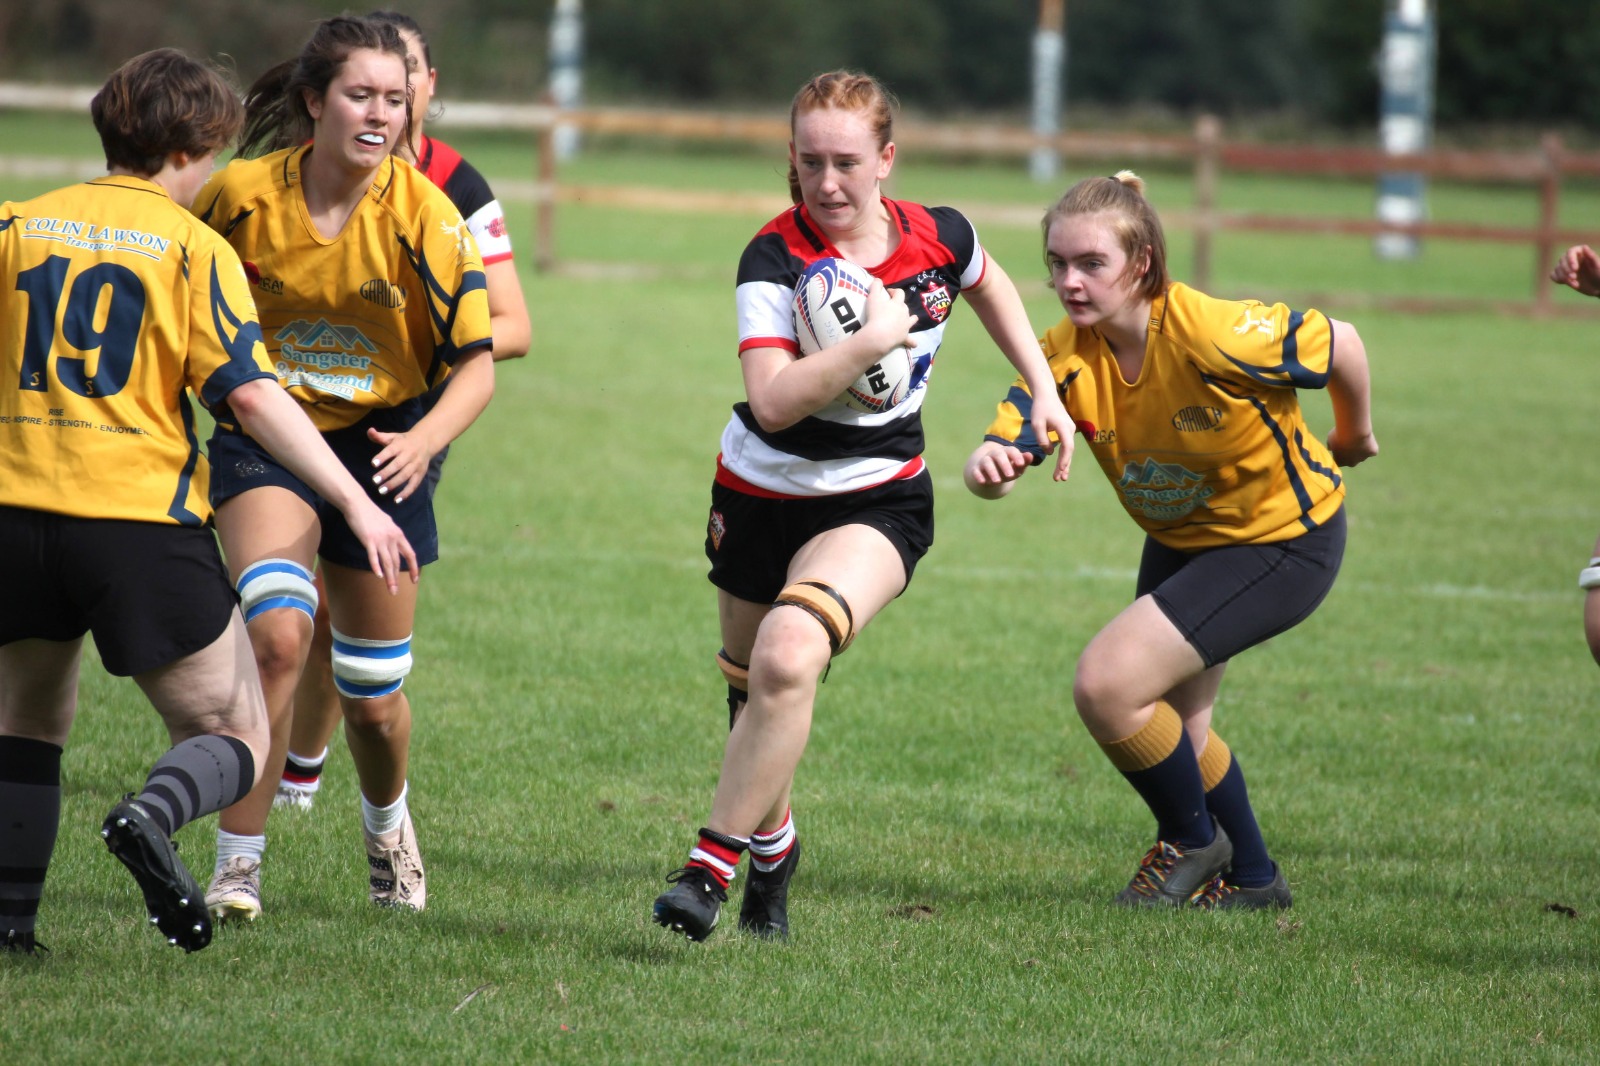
1027, 390, 1076, 482
857, 280, 917, 364
963, 441, 1033, 499
366, 426, 435, 504
1327, 425, 1378, 468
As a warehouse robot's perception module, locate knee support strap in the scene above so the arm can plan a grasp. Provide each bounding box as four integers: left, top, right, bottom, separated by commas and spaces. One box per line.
772, 580, 855, 655
717, 648, 749, 732
330, 628, 413, 699
716, 648, 749, 690
237, 558, 317, 623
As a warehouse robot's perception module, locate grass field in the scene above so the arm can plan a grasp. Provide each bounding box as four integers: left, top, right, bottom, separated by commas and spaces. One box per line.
2, 108, 1599, 1063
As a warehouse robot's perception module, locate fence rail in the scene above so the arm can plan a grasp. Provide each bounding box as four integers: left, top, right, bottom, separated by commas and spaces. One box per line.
5, 83, 1600, 314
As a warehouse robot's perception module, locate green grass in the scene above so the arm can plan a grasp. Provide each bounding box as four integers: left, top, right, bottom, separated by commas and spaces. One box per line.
3, 108, 1600, 1063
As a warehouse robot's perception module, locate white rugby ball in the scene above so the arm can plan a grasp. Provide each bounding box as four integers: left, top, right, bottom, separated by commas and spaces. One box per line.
793, 256, 872, 355
792, 256, 913, 414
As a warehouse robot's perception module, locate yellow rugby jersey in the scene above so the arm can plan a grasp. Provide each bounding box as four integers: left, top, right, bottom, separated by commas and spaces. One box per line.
985, 283, 1345, 549
0, 177, 276, 526
194, 148, 491, 433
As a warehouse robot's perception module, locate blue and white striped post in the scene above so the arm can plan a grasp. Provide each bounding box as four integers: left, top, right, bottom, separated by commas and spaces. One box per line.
1375, 0, 1435, 260
549, 0, 583, 161
1029, 0, 1066, 184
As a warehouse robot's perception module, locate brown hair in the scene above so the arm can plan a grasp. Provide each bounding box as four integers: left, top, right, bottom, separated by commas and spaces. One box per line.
91, 48, 243, 176
1041, 170, 1169, 300
237, 15, 411, 158
786, 71, 897, 205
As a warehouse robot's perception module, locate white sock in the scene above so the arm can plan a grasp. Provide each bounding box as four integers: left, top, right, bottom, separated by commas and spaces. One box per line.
361, 783, 408, 837
215, 830, 266, 868
749, 810, 796, 874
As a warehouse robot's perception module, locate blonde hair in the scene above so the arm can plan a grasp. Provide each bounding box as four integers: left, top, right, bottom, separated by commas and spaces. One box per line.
1041, 170, 1169, 300
785, 71, 897, 206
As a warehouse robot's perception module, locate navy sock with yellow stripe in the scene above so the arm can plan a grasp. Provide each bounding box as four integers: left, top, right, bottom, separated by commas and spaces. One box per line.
1098, 703, 1213, 849
1199, 730, 1274, 887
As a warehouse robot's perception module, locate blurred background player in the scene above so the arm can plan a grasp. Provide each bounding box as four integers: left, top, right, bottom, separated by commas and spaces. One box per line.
276, 8, 532, 815
0, 48, 413, 955
649, 70, 1074, 942
1550, 244, 1600, 664
964, 171, 1377, 909
194, 15, 494, 922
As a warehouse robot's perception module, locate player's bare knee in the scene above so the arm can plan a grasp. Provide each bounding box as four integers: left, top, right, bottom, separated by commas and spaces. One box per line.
1072, 653, 1125, 729
752, 616, 831, 692
339, 692, 406, 735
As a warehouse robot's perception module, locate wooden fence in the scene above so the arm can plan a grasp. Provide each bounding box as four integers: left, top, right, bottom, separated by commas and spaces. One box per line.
5, 83, 1600, 314
500, 104, 1600, 315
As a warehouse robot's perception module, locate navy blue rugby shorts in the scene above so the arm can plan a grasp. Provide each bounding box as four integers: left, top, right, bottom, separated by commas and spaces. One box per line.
208, 403, 438, 571
1138, 507, 1347, 668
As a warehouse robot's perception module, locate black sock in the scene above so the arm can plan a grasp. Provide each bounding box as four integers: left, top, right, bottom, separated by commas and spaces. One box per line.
135, 735, 255, 837
0, 736, 63, 938
1205, 757, 1274, 886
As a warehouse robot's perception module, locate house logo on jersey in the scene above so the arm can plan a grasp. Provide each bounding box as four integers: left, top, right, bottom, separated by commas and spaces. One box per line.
360, 278, 408, 310
919, 280, 953, 323
1171, 405, 1225, 432
1116, 458, 1215, 521
274, 318, 380, 401
1233, 308, 1277, 341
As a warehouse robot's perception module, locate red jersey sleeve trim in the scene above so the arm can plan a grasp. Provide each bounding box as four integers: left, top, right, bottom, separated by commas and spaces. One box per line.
739, 335, 800, 356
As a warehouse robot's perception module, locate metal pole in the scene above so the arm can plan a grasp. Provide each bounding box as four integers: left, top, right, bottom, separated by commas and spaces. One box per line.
549, 0, 583, 161
1375, 0, 1434, 260
1029, 0, 1065, 183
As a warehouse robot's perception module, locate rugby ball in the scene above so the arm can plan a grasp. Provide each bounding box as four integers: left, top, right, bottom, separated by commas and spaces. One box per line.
792, 257, 913, 414
793, 257, 872, 355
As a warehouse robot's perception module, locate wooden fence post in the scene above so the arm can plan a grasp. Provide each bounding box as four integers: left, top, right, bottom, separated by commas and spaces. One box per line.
1193, 114, 1220, 293
534, 99, 558, 274
1534, 131, 1563, 316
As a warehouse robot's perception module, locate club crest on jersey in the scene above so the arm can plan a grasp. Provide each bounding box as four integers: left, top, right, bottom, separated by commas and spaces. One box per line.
1233, 309, 1277, 340
708, 509, 727, 551
440, 216, 473, 257
360, 278, 407, 309
919, 281, 953, 323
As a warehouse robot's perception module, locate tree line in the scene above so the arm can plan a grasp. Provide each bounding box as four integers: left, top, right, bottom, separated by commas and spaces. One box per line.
3, 0, 1597, 135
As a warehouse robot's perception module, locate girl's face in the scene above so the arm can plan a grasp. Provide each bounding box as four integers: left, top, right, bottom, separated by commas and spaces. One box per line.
790, 105, 894, 236
304, 47, 409, 175
1045, 213, 1149, 329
